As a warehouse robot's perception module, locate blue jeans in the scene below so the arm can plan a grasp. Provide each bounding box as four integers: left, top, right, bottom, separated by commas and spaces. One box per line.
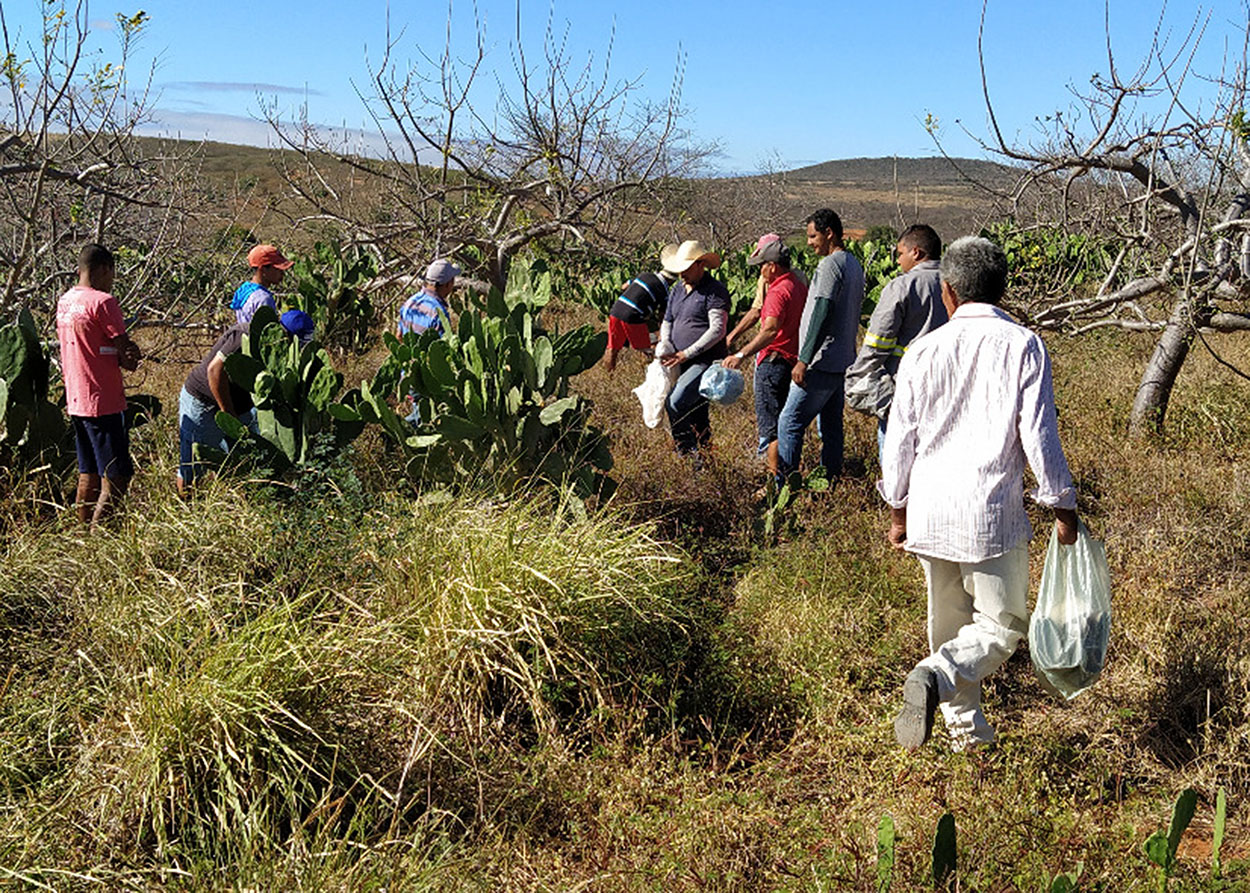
753, 357, 792, 455
776, 369, 845, 479
666, 359, 712, 454
178, 387, 257, 485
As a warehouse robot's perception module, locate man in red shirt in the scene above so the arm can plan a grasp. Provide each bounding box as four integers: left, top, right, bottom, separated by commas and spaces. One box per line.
55, 244, 140, 529
723, 236, 807, 475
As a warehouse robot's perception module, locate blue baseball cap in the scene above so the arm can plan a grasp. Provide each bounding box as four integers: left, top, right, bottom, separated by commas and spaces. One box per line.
280, 309, 316, 344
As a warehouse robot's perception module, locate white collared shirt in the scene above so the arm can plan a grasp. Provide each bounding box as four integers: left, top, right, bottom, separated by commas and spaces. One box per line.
878, 302, 1076, 562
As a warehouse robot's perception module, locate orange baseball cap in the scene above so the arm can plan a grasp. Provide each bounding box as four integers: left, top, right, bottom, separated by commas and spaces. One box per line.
247, 244, 294, 270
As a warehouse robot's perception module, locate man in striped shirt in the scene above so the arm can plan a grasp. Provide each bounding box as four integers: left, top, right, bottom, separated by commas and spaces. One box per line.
397, 259, 460, 337
880, 236, 1078, 752
603, 267, 676, 372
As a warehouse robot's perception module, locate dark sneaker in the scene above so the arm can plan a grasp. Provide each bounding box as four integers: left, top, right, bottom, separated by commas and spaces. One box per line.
894, 666, 938, 750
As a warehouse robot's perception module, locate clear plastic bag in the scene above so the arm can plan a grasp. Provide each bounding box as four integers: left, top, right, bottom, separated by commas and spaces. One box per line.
1028, 521, 1111, 700
698, 361, 746, 405
632, 358, 677, 428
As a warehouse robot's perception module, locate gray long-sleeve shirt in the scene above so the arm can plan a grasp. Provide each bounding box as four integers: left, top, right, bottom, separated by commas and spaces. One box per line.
798, 249, 865, 374
845, 260, 947, 419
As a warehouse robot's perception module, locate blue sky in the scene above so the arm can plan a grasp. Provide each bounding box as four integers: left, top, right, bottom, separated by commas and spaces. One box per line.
3, 0, 1247, 172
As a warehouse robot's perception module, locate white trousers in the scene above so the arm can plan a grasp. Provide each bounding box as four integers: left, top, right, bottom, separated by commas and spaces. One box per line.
915, 544, 1029, 748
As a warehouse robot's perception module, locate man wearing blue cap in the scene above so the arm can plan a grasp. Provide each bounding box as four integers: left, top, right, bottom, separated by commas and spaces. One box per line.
176, 310, 315, 493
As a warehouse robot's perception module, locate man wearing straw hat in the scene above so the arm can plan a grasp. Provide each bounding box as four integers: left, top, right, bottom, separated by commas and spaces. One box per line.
656, 240, 730, 463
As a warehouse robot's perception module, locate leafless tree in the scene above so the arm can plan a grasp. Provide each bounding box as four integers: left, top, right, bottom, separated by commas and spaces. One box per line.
265, 5, 710, 293
676, 151, 798, 250
969, 2, 1250, 435
0, 1, 189, 321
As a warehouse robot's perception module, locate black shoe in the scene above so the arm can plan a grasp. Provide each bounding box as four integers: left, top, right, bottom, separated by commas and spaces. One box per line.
894, 666, 938, 750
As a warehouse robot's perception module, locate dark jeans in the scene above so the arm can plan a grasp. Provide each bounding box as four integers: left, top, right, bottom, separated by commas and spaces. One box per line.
776, 368, 845, 479
666, 359, 712, 454
753, 356, 793, 455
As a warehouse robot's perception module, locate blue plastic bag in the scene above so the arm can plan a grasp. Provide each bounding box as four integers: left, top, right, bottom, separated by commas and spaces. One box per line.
698, 361, 745, 405
1028, 521, 1111, 700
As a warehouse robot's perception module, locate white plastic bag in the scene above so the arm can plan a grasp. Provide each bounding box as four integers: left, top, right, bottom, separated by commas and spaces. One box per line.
698, 361, 746, 405
1028, 521, 1111, 700
633, 359, 676, 429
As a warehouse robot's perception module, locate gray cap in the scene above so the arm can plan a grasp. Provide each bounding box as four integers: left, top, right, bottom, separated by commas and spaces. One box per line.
747, 238, 785, 266
425, 258, 461, 285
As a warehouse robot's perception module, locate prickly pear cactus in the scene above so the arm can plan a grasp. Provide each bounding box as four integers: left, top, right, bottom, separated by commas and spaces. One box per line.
0, 310, 68, 466
217, 305, 362, 472
350, 258, 613, 500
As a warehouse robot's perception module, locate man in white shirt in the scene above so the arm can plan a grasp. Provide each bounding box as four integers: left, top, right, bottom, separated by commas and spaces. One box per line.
878, 235, 1079, 751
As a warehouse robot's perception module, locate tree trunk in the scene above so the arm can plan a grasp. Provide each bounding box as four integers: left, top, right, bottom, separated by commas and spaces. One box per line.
1129, 291, 1195, 436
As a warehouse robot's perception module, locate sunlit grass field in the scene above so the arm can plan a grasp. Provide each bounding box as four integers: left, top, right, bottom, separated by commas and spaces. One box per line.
2, 303, 1250, 890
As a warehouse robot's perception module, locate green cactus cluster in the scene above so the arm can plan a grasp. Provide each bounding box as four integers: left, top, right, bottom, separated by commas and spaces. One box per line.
289, 241, 378, 352
216, 306, 362, 471
0, 309, 69, 467
350, 259, 613, 500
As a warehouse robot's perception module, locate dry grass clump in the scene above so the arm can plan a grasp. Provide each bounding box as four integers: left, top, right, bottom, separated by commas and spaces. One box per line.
0, 453, 705, 883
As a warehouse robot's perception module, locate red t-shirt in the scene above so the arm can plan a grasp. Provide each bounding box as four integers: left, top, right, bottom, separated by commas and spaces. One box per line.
56, 285, 127, 417
757, 271, 807, 365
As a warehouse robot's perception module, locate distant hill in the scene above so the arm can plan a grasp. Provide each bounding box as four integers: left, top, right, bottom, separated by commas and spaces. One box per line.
696, 155, 1027, 243
786, 156, 1020, 189
137, 137, 1025, 249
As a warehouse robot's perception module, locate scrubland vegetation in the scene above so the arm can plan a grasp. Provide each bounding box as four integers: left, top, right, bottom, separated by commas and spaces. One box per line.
1, 289, 1249, 890
5, 3, 1250, 888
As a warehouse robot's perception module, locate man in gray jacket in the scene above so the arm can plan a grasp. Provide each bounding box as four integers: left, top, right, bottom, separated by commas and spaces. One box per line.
775, 208, 865, 481
845, 224, 947, 461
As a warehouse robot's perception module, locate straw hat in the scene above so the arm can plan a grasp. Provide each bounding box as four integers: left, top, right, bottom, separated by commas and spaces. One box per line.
661, 240, 722, 274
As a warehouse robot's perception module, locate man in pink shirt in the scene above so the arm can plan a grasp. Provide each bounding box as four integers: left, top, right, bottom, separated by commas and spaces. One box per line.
56, 244, 141, 528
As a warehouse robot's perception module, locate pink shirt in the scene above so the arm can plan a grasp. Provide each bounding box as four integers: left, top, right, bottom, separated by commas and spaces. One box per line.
56, 285, 127, 417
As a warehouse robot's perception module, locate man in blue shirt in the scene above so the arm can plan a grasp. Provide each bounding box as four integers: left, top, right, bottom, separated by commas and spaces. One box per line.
397, 258, 460, 425
398, 259, 460, 337
231, 244, 293, 325
656, 240, 729, 462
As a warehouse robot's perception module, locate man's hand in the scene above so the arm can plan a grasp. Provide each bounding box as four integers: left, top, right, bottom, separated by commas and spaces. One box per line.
116, 335, 141, 371
1055, 507, 1078, 545
791, 360, 808, 388
886, 506, 908, 549
722, 354, 743, 371
660, 350, 686, 368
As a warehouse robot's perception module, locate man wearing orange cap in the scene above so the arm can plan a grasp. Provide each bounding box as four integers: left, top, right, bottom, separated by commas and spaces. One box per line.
231, 244, 294, 325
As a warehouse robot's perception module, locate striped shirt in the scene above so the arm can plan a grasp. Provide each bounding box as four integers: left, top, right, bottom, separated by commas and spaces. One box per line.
397, 290, 448, 337
878, 302, 1076, 562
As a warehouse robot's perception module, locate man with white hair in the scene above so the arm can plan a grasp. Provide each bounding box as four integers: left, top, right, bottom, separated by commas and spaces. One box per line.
880, 235, 1079, 752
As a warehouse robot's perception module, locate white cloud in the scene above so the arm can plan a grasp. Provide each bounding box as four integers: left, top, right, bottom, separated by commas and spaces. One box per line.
135, 108, 441, 163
